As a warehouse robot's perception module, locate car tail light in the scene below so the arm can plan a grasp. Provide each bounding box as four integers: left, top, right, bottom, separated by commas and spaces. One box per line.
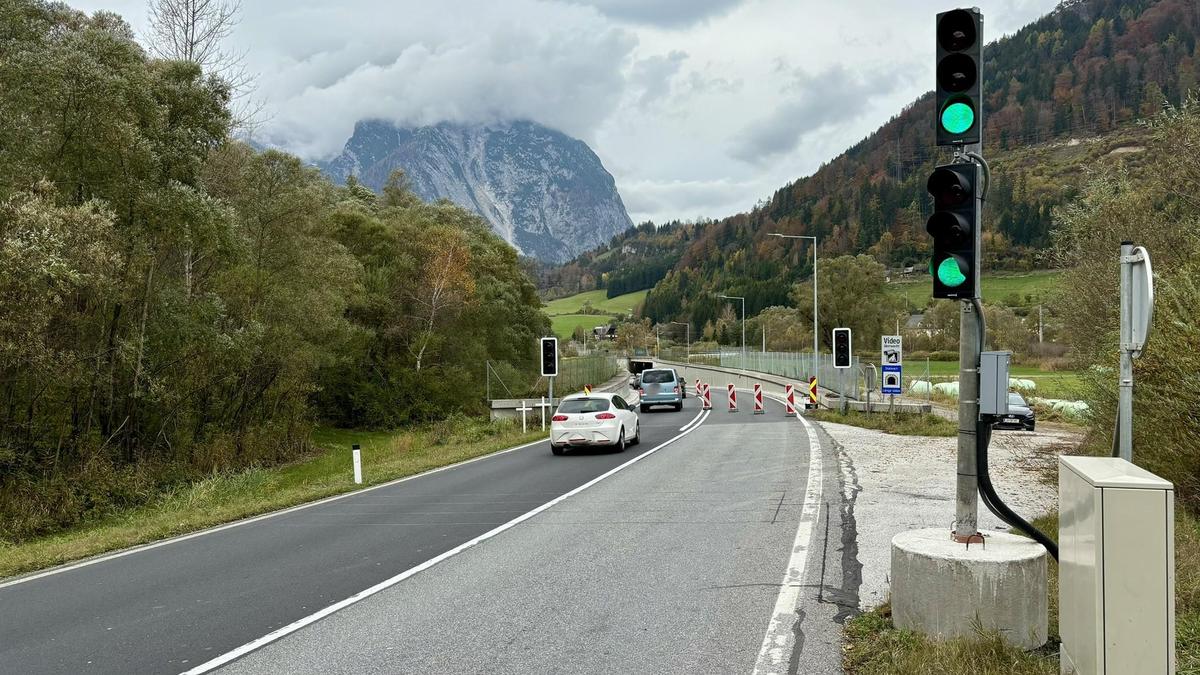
673, 386, 680, 394
552, 415, 568, 422
638, 388, 645, 396
595, 412, 616, 420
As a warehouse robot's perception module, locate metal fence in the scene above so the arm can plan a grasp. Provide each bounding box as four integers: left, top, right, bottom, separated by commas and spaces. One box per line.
486, 355, 621, 401
664, 349, 863, 399
659, 347, 937, 402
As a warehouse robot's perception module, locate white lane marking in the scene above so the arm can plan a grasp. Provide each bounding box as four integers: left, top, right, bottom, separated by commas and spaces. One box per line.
678, 406, 706, 432
752, 413, 824, 675
0, 436, 551, 590
181, 407, 712, 674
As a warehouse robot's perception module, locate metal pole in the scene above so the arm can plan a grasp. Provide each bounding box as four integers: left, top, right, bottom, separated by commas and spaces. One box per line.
740, 297, 746, 369
957, 299, 980, 537
1119, 241, 1134, 462
548, 377, 554, 424
812, 242, 818, 386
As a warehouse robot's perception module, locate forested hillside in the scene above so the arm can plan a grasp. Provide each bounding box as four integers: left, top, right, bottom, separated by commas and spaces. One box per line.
0, 1, 547, 539
545, 0, 1197, 332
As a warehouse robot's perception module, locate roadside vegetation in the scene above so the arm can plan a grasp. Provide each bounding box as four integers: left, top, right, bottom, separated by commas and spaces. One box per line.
0, 419, 546, 580
808, 409, 957, 437
0, 3, 549, 545
845, 97, 1200, 674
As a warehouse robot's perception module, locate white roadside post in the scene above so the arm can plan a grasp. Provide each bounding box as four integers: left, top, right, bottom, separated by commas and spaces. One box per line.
351, 444, 363, 485
540, 396, 546, 431
517, 400, 532, 434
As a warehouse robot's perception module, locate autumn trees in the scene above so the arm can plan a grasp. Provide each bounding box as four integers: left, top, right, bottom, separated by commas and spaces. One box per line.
0, 1, 548, 538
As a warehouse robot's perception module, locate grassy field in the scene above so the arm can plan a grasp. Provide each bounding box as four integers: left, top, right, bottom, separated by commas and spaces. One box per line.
887, 270, 1063, 310
0, 420, 546, 580
551, 314, 615, 340
909, 360, 1083, 399
543, 289, 648, 317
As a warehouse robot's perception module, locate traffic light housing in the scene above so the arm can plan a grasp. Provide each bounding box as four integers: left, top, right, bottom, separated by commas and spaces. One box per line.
926, 162, 980, 299
935, 8, 983, 146
540, 337, 558, 377
833, 328, 852, 369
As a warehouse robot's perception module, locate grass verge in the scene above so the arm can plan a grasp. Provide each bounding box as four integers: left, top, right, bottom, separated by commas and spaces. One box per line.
0, 418, 546, 580
845, 512, 1061, 674
808, 409, 958, 437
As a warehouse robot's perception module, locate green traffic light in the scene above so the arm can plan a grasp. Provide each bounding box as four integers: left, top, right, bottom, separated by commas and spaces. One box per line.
936, 257, 967, 287
941, 101, 975, 134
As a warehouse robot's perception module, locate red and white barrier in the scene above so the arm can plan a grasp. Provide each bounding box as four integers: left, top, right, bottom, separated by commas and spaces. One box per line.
695, 379, 702, 397
727, 383, 738, 412
785, 384, 796, 415
702, 383, 712, 410
753, 383, 764, 414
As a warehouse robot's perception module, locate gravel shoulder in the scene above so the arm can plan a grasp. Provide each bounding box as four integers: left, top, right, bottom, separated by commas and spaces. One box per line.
815, 419, 1081, 611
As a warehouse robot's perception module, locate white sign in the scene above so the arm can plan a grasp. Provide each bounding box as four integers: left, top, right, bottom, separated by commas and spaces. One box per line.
882, 335, 903, 365
1128, 246, 1154, 356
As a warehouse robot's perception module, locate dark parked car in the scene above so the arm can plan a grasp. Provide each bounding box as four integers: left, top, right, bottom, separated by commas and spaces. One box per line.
992, 392, 1035, 431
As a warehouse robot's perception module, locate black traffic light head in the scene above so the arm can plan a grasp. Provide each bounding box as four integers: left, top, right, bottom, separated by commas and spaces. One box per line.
540, 337, 558, 377
926, 162, 980, 299
935, 8, 983, 146
833, 328, 852, 368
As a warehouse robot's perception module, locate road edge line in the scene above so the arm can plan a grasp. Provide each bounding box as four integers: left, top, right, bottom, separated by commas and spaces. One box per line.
752, 412, 824, 674
0, 435, 550, 590
180, 407, 711, 674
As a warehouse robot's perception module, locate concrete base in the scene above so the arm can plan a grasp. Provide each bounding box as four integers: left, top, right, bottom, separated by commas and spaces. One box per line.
891, 527, 1048, 650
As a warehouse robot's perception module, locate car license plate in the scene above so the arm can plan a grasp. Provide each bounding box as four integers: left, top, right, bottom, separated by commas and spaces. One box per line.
1005, 417, 1019, 423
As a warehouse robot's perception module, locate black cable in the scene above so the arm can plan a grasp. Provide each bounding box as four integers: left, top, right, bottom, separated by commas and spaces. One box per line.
969, 298, 1059, 560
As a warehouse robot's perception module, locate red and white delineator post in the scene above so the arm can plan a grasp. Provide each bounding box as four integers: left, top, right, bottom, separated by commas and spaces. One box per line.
702, 383, 712, 410
753, 383, 765, 414
695, 379, 702, 397
727, 383, 738, 412
785, 384, 796, 415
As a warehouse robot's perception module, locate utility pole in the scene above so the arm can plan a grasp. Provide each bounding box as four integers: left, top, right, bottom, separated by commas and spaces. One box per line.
768, 233, 819, 380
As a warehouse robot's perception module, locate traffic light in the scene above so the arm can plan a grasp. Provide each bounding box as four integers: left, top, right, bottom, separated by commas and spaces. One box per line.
926, 162, 980, 299
935, 8, 983, 146
833, 328, 852, 369
540, 337, 558, 377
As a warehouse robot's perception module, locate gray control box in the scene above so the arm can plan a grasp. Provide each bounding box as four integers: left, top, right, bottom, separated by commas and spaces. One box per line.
979, 351, 1011, 416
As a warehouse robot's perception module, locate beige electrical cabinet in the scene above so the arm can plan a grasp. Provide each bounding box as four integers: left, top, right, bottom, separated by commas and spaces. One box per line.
1060, 456, 1174, 675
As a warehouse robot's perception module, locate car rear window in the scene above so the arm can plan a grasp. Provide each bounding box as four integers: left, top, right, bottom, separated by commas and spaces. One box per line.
641, 370, 675, 384
558, 398, 611, 414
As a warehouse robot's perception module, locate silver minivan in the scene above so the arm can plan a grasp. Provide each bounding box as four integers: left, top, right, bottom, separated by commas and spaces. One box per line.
637, 368, 683, 412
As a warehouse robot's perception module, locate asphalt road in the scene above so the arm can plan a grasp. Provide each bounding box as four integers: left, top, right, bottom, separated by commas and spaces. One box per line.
1, 389, 860, 675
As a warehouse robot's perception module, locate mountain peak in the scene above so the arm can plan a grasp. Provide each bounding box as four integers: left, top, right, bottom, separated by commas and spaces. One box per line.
320, 119, 632, 262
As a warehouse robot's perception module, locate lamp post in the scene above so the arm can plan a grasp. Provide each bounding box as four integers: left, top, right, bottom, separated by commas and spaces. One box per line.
669, 321, 690, 361
768, 233, 819, 380
717, 294, 745, 369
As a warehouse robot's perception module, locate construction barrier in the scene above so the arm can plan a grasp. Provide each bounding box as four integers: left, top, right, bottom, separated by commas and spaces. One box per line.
695, 379, 702, 397
727, 383, 738, 412
702, 383, 712, 410
753, 383, 764, 414
808, 376, 819, 408
785, 384, 796, 415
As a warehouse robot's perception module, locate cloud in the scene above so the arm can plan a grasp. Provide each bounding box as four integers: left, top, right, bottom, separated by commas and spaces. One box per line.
238, 0, 637, 159
565, 0, 745, 27
620, 177, 757, 220
628, 51, 687, 108
730, 63, 909, 163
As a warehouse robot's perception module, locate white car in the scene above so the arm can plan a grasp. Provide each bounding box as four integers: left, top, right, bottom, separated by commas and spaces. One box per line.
550, 392, 640, 455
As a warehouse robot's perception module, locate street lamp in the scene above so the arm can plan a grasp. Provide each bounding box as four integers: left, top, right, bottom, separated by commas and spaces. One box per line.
717, 293, 746, 368
769, 233, 819, 380
669, 321, 690, 361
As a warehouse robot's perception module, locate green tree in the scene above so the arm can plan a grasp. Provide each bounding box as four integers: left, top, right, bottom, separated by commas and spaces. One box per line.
790, 255, 899, 352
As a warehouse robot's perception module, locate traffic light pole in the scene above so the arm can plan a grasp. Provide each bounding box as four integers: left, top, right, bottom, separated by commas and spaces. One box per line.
954, 143, 983, 540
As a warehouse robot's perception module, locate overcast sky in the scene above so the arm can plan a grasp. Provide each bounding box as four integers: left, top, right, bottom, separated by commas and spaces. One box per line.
73, 0, 1058, 224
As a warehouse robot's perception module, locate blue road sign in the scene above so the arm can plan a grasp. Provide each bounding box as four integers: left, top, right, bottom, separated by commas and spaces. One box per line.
882, 365, 902, 395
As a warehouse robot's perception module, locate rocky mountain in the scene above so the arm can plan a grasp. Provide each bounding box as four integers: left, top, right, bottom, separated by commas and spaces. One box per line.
319, 120, 633, 263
